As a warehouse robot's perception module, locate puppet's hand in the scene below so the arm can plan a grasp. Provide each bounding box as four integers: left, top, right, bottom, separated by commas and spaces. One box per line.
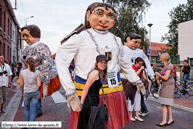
151, 77, 155, 82
67, 94, 80, 111
43, 83, 48, 99
136, 83, 146, 95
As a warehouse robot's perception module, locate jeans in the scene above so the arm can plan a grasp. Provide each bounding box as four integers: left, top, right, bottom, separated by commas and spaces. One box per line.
24, 90, 40, 122
141, 93, 148, 113
36, 99, 42, 113
183, 74, 190, 89
174, 77, 177, 85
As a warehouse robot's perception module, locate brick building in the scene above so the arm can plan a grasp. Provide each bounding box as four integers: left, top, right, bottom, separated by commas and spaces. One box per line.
0, 0, 22, 63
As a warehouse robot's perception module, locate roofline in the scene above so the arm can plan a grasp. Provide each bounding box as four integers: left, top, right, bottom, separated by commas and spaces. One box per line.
178, 18, 193, 24
5, 0, 20, 28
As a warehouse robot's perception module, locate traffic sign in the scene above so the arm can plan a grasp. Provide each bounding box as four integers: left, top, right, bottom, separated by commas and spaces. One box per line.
147, 48, 151, 55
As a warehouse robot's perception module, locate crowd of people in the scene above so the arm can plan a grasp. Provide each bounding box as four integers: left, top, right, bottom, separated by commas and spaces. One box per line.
0, 2, 191, 129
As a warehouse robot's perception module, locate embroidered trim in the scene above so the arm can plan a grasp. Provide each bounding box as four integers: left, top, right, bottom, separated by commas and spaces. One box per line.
86, 30, 100, 54
113, 35, 120, 64
86, 29, 120, 64
93, 28, 109, 35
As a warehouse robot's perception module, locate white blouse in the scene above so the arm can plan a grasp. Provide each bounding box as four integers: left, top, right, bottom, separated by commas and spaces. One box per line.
121, 46, 155, 79
55, 28, 140, 96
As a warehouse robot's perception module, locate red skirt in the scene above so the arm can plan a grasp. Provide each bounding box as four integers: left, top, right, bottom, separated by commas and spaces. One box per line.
69, 90, 130, 129
39, 76, 61, 99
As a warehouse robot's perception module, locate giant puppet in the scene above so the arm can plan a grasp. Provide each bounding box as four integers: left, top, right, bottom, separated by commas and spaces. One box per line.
21, 25, 61, 117
55, 2, 144, 129
121, 32, 155, 116
122, 32, 155, 79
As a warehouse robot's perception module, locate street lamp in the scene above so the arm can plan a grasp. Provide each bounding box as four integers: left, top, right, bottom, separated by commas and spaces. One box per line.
148, 23, 153, 63
26, 16, 34, 26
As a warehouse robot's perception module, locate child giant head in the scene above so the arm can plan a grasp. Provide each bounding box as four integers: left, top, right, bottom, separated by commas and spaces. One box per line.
124, 32, 141, 50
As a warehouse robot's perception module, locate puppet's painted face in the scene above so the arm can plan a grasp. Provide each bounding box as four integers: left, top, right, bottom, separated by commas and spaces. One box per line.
124, 37, 138, 50
135, 39, 141, 49
87, 6, 115, 30
21, 29, 36, 45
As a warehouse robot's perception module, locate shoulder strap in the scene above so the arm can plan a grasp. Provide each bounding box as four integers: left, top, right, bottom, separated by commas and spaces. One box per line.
87, 68, 96, 79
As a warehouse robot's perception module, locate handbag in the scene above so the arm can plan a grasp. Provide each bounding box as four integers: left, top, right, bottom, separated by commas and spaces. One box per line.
16, 78, 22, 90
86, 80, 109, 129
141, 78, 149, 89
99, 86, 109, 121
88, 85, 109, 122
141, 70, 149, 89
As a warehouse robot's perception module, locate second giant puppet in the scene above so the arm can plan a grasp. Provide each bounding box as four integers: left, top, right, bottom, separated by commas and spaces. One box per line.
122, 32, 155, 79
21, 25, 61, 117
55, 2, 144, 129
121, 32, 155, 117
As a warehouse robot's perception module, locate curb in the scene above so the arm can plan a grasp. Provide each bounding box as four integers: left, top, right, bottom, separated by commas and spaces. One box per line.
147, 96, 193, 113
0, 88, 22, 129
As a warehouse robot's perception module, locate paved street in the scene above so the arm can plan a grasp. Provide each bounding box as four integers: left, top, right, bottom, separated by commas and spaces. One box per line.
1, 87, 193, 129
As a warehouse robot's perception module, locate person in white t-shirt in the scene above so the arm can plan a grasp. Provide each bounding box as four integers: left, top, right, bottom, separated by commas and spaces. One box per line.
0, 55, 13, 114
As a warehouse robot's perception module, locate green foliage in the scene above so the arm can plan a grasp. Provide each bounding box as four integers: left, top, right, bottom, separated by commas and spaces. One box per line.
161, 0, 193, 55
103, 0, 151, 53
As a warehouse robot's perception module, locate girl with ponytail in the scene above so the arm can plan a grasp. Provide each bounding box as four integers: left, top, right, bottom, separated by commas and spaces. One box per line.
20, 57, 41, 123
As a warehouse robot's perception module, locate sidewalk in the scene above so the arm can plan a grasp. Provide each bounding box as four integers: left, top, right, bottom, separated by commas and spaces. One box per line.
3, 87, 18, 110
174, 89, 193, 109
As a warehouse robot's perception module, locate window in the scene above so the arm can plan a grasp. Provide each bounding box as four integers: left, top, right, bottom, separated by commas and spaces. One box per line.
0, 5, 2, 28
0, 42, 1, 55
7, 46, 9, 61
190, 58, 193, 67
8, 19, 9, 36
4, 12, 6, 32
158, 51, 161, 56
3, 43, 5, 57
20, 39, 22, 49
10, 23, 12, 37
10, 47, 11, 62
13, 30, 15, 42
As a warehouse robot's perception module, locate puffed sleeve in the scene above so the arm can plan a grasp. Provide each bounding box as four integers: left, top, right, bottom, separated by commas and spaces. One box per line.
142, 51, 155, 78
118, 37, 141, 83
55, 34, 80, 96
35, 44, 53, 85
21, 47, 28, 70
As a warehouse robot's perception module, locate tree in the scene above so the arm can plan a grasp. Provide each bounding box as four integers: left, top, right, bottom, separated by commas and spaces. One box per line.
103, 0, 151, 53
161, 0, 193, 55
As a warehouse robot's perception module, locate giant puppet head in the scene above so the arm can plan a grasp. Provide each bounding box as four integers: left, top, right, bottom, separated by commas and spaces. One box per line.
124, 32, 141, 50
21, 25, 41, 45
85, 2, 116, 31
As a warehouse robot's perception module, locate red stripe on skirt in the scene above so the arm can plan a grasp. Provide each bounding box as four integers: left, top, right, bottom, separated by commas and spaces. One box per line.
69, 90, 130, 129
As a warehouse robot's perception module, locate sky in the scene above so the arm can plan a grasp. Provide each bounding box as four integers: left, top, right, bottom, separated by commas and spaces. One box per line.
10, 0, 187, 54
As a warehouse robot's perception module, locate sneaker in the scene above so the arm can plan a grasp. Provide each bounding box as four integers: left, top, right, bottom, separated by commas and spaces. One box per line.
135, 116, 144, 122
141, 112, 149, 116
36, 112, 42, 117
1, 108, 6, 113
130, 117, 136, 122
138, 112, 142, 116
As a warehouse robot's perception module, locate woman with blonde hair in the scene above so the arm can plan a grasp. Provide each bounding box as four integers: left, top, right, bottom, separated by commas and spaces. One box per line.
155, 53, 174, 127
